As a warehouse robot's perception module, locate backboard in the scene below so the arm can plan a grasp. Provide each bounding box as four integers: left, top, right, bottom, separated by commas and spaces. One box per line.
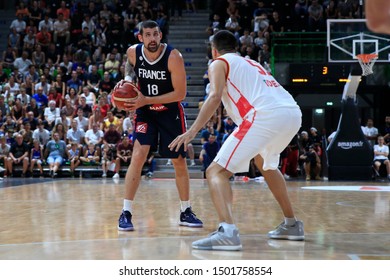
327, 19, 390, 63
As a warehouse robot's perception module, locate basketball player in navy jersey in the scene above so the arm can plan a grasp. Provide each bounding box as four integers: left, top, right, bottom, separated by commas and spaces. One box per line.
116, 20, 203, 231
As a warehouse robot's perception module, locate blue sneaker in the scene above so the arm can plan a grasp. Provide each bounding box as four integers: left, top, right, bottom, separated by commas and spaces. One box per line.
179, 207, 203, 227
118, 210, 134, 231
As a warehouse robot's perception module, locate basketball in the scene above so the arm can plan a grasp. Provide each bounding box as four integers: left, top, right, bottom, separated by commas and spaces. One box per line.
111, 80, 139, 110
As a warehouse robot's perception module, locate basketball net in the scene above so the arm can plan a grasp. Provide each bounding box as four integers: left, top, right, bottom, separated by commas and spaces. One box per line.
356, 53, 378, 76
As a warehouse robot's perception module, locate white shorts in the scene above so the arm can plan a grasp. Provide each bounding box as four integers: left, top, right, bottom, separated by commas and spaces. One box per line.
214, 107, 301, 173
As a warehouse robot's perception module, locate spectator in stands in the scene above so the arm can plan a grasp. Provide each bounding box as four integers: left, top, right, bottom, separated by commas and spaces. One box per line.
1, 115, 17, 136
52, 73, 66, 98
11, 98, 24, 126
35, 75, 51, 96
80, 142, 100, 166
77, 27, 93, 54
253, 12, 270, 43
45, 132, 67, 178
53, 13, 70, 46
67, 142, 80, 178
103, 110, 121, 132
239, 29, 254, 54
64, 87, 79, 108
16, 86, 31, 107
24, 65, 39, 84
30, 139, 44, 177
13, 51, 32, 76
337, 0, 353, 19
6, 133, 29, 177
258, 43, 271, 69
225, 14, 241, 40
2, 46, 17, 69
10, 14, 26, 36
99, 72, 115, 97
79, 86, 96, 107
67, 70, 83, 95
362, 118, 378, 147
56, 1, 70, 20
36, 26, 52, 53
103, 123, 121, 151
113, 134, 133, 179
269, 11, 285, 36
32, 119, 50, 147
23, 111, 38, 131
67, 118, 85, 149
48, 87, 63, 108
85, 122, 104, 147
39, 13, 54, 33
29, 1, 43, 27
325, 0, 338, 19
308, 0, 324, 31
52, 122, 67, 142
8, 28, 21, 54
101, 141, 115, 178
199, 133, 220, 172
373, 136, 390, 180
32, 86, 48, 109
87, 64, 101, 92
122, 111, 134, 139
221, 117, 237, 144
300, 145, 321, 181
0, 135, 10, 172
26, 98, 41, 119
16, 2, 30, 22
44, 100, 60, 130
200, 119, 219, 144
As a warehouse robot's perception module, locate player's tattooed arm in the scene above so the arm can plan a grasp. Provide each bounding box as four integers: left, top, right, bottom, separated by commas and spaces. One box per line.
125, 60, 136, 82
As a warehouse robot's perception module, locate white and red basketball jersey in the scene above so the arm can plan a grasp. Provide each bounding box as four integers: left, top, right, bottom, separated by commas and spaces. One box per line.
215, 53, 299, 126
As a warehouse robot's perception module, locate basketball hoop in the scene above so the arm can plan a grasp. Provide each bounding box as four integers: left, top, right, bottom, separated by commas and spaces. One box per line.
356, 54, 378, 76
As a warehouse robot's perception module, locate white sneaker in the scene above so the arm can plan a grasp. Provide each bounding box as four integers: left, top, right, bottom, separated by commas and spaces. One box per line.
192, 225, 242, 251
113, 173, 120, 179
166, 159, 172, 166
190, 161, 196, 166
0, 166, 5, 172
102, 173, 107, 178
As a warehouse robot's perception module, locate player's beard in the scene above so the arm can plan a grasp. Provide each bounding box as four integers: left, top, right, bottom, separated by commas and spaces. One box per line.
145, 41, 160, 53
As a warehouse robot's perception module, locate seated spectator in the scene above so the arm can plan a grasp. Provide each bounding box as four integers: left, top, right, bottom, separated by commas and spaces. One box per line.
102, 123, 121, 151
26, 98, 42, 120
52, 123, 67, 142
77, 96, 92, 118
222, 117, 237, 144
373, 136, 390, 180
308, 0, 324, 31
85, 123, 104, 147
80, 86, 96, 107
44, 100, 60, 130
66, 119, 85, 150
30, 139, 44, 177
6, 133, 30, 177
200, 119, 219, 144
20, 122, 33, 147
74, 108, 89, 131
66, 142, 81, 177
32, 87, 49, 109
45, 132, 67, 178
80, 143, 100, 166
101, 143, 115, 178
64, 87, 79, 108
122, 111, 134, 139
144, 150, 156, 178
199, 134, 220, 172
300, 145, 321, 181
362, 118, 378, 147
55, 111, 71, 128
113, 135, 133, 179
0, 135, 10, 174
48, 87, 63, 108
32, 120, 51, 147
1, 116, 17, 136
103, 110, 121, 132
61, 99, 75, 120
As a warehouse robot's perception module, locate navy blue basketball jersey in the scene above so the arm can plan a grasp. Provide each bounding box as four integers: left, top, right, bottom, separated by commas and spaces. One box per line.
134, 43, 176, 110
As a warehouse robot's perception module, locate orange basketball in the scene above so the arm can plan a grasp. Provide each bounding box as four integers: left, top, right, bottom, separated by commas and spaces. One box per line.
111, 80, 139, 110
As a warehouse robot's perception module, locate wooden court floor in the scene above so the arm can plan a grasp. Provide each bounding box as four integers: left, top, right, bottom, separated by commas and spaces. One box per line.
0, 176, 389, 260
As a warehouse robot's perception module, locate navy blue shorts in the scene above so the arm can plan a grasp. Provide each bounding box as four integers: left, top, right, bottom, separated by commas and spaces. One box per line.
133, 103, 187, 158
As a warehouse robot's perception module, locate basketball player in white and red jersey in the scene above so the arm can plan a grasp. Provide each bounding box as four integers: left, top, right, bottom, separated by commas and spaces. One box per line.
169, 30, 305, 251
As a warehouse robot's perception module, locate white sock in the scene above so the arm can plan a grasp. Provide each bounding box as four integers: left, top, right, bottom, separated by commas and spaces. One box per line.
190, 159, 195, 164
180, 201, 191, 212
284, 217, 297, 226
123, 199, 133, 213
219, 222, 238, 237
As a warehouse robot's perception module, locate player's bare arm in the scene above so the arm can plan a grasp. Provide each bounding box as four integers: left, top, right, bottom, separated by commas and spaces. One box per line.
169, 59, 226, 152
365, 0, 390, 34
